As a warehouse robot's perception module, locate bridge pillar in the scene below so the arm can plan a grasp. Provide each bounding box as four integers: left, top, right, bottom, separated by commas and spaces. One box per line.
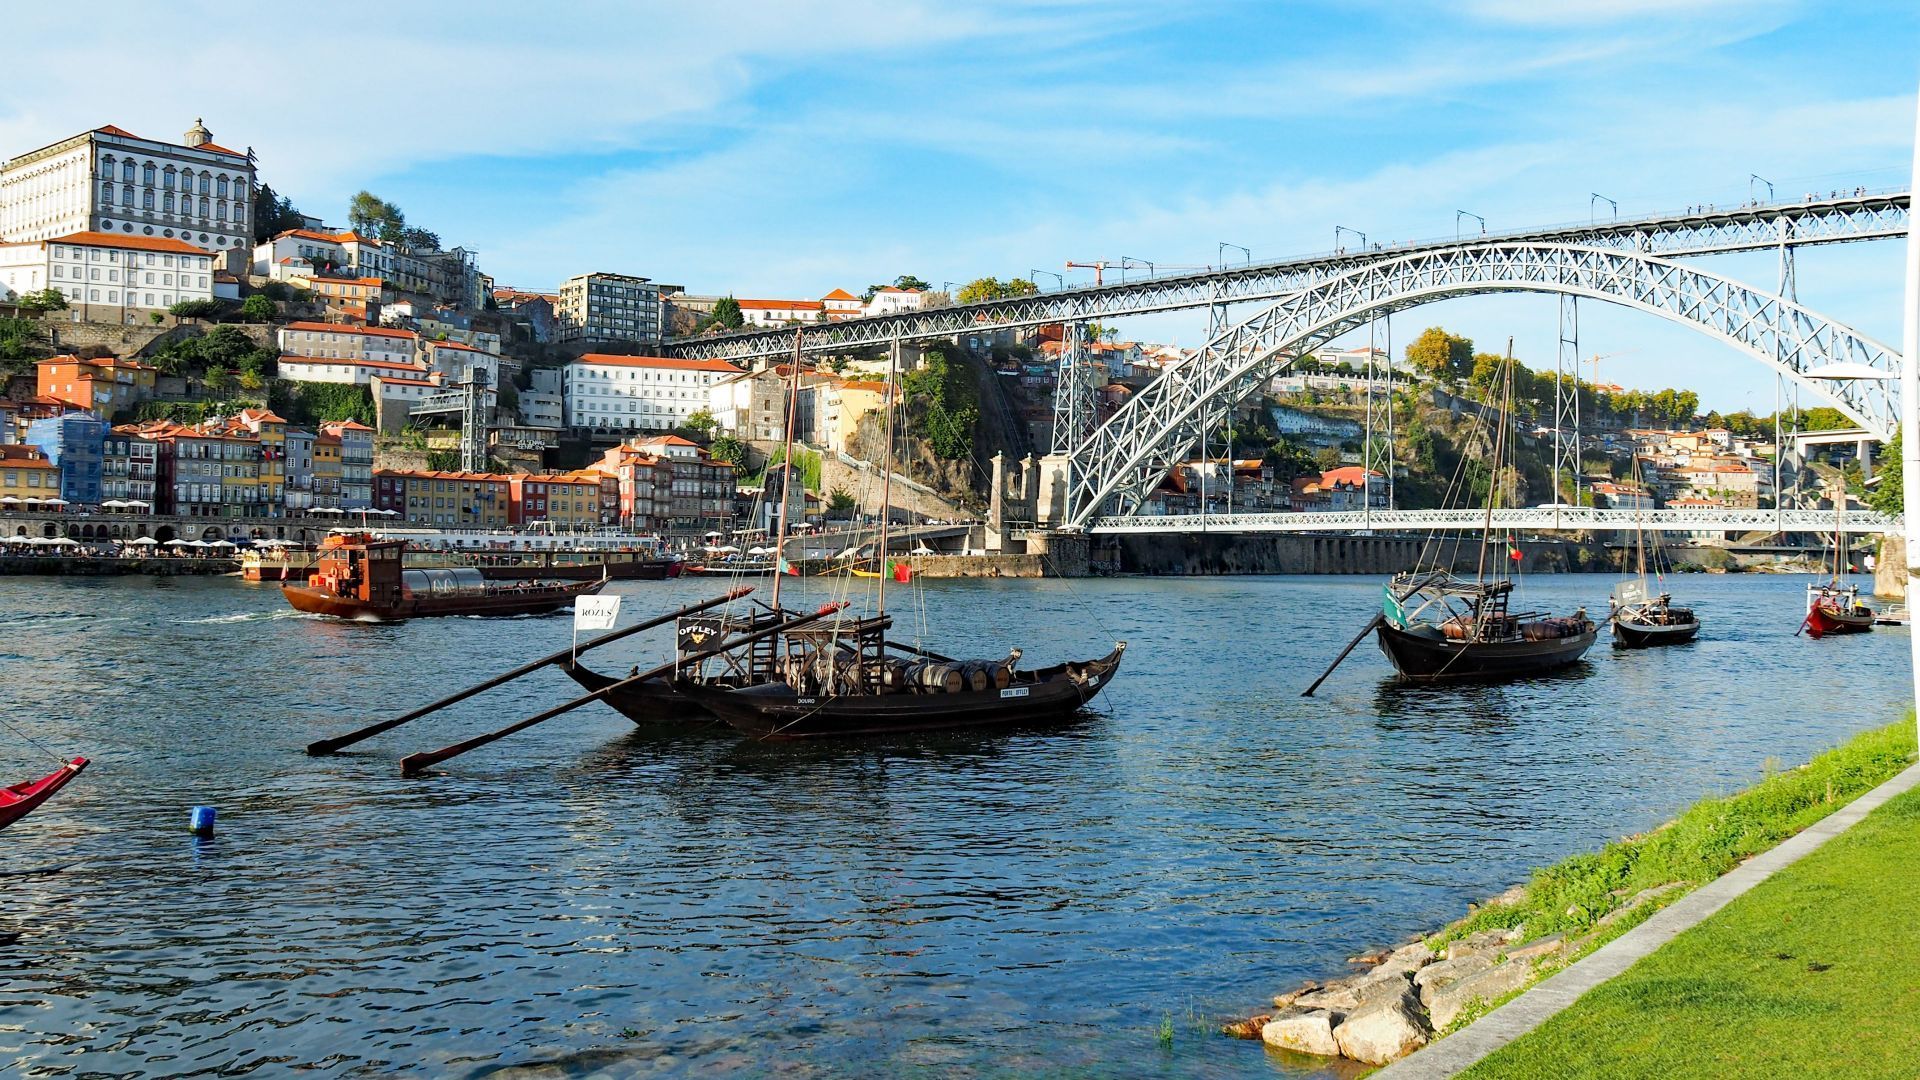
1029, 531, 1089, 576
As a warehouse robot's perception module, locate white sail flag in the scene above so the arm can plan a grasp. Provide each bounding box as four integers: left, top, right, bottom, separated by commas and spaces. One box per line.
574, 596, 623, 632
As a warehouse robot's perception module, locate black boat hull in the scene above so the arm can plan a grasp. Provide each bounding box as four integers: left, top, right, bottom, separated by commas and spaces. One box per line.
563, 663, 738, 726
675, 646, 1126, 739
1611, 616, 1700, 648
1375, 624, 1594, 682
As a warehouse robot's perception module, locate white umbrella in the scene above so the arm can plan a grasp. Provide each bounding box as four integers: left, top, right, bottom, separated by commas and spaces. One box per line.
50, 537, 79, 547
715, 544, 740, 554
101, 500, 127, 508
910, 545, 935, 555
0, 496, 17, 504
127, 536, 159, 546
704, 530, 725, 539
746, 546, 773, 555
126, 500, 151, 508
209, 539, 237, 548
164, 538, 190, 547
43, 498, 68, 506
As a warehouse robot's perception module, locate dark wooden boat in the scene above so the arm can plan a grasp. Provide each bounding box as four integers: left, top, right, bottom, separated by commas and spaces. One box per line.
673, 616, 1124, 738
282, 533, 605, 621
1804, 582, 1875, 638
0, 757, 87, 831
1377, 574, 1595, 681
1609, 583, 1699, 649
562, 608, 789, 724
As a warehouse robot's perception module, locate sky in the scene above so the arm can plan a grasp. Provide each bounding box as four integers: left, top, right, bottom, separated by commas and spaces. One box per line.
6, 0, 1919, 411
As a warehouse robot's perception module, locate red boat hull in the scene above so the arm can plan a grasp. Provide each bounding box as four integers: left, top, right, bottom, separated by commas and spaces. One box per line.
282, 578, 605, 621
1803, 604, 1874, 639
0, 757, 88, 831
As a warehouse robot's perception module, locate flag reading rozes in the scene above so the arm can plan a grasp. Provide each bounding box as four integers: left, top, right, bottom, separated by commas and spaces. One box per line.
574, 595, 622, 632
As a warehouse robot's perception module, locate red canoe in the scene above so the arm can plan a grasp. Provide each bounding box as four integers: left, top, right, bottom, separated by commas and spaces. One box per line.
0, 758, 88, 831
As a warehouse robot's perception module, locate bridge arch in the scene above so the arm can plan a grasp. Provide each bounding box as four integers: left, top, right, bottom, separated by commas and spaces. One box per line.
1059, 243, 1902, 528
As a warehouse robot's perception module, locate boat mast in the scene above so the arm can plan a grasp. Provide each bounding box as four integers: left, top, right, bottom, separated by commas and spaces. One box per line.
770, 330, 803, 612
877, 333, 899, 620
1476, 338, 1515, 585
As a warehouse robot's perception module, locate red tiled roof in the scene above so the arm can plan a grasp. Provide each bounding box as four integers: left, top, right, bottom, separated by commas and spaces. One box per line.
736, 299, 824, 311
321, 419, 373, 432
1318, 466, 1383, 486
25, 230, 211, 255
821, 288, 858, 301
429, 340, 488, 353
573, 354, 742, 373
282, 321, 417, 340
94, 125, 139, 139
194, 141, 247, 158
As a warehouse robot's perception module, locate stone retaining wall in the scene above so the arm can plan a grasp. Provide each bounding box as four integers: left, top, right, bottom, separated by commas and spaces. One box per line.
904, 554, 1046, 578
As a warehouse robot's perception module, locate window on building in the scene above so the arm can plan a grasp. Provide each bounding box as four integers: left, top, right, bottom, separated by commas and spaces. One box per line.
142, 190, 154, 210
199, 174, 210, 195
101, 182, 113, 204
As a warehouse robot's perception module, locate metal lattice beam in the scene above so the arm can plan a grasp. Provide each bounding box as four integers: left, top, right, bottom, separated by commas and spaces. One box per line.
667, 191, 1909, 363
1050, 322, 1095, 454
1088, 507, 1901, 534
1058, 243, 1903, 530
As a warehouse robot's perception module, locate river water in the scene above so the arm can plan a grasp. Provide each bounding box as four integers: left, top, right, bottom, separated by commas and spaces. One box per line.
0, 571, 1908, 1077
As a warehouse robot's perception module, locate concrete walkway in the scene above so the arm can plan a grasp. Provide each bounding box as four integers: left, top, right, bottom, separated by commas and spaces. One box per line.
1375, 757, 1920, 1079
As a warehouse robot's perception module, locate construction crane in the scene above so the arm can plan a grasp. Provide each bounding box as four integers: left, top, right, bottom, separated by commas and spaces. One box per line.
1065, 260, 1112, 286
1587, 348, 1639, 387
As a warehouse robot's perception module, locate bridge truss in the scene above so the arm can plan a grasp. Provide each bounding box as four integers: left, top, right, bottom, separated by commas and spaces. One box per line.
1087, 507, 1901, 535
1056, 243, 1903, 530
666, 190, 1908, 363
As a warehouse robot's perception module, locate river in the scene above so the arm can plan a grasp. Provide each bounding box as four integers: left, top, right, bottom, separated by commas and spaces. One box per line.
0, 571, 1908, 1077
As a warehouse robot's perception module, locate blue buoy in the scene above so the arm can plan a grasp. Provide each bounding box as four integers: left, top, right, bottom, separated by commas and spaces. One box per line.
189, 806, 216, 837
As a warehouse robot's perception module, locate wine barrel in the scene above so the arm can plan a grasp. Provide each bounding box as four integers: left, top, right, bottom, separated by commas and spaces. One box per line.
989, 660, 1013, 690
916, 662, 964, 694
959, 663, 990, 693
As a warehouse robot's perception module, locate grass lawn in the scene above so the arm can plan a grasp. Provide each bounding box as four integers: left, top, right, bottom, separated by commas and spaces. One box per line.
1460, 781, 1920, 1079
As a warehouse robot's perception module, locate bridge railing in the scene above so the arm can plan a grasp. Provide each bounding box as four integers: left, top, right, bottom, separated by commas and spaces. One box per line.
1085, 508, 1902, 535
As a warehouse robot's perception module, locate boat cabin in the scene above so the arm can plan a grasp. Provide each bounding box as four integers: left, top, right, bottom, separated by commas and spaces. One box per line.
305, 532, 405, 606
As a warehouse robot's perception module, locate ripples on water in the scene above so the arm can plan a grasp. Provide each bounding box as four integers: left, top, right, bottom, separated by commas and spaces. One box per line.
0, 572, 1907, 1076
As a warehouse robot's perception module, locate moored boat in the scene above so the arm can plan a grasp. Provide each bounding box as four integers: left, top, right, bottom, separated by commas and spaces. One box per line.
281, 533, 605, 621
0, 757, 88, 832
1377, 573, 1596, 681
1803, 582, 1875, 638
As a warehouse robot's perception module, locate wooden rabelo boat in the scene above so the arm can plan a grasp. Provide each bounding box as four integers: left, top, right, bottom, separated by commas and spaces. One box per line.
0, 757, 87, 831
1803, 581, 1875, 638
668, 331, 1124, 737
1368, 341, 1595, 684
1378, 572, 1595, 681
676, 617, 1125, 739
1608, 466, 1700, 648
282, 532, 605, 621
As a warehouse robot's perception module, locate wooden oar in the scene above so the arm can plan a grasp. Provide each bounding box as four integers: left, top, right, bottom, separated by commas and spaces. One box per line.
397, 601, 847, 776
306, 587, 755, 756
1302, 613, 1385, 697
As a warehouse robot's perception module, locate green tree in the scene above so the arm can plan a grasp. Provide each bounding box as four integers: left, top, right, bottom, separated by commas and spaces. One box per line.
955, 276, 1038, 304
149, 311, 165, 325
708, 434, 747, 465
1468, 351, 1505, 394
251, 183, 307, 243
169, 298, 221, 320
399, 227, 441, 252
0, 317, 43, 361
827, 486, 858, 517
203, 366, 234, 393
1405, 327, 1474, 380
684, 408, 719, 438
240, 294, 276, 322
893, 274, 931, 292
1866, 429, 1903, 515
16, 287, 70, 314
1313, 447, 1343, 474
709, 296, 744, 330
347, 190, 405, 240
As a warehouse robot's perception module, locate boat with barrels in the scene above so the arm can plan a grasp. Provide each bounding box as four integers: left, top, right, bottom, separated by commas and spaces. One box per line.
281, 532, 605, 621
1367, 341, 1595, 683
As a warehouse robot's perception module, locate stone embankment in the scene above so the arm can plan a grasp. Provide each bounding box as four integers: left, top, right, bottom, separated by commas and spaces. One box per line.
1222, 881, 1686, 1067
0, 556, 238, 576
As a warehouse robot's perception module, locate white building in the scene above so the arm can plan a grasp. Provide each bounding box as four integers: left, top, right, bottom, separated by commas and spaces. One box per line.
252, 229, 348, 274
561, 353, 742, 433
278, 356, 433, 387
556, 272, 662, 348
425, 340, 500, 387
278, 322, 418, 365
863, 285, 924, 316
0, 231, 214, 321
0, 121, 255, 253
737, 298, 825, 326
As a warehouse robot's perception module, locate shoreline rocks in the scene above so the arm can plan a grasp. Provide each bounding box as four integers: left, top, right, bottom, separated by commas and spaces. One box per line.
1226, 878, 1688, 1067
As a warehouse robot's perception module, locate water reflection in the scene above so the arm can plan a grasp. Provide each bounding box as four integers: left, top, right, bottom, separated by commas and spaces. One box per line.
0, 572, 1906, 1077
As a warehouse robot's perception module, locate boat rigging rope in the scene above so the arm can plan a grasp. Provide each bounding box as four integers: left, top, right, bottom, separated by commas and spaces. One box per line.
0, 714, 69, 766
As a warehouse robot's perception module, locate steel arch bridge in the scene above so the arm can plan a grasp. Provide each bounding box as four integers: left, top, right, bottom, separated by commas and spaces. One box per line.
1052, 243, 1904, 531
664, 190, 1908, 363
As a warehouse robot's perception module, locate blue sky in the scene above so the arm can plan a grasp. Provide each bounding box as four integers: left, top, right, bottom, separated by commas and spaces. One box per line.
6, 0, 1918, 410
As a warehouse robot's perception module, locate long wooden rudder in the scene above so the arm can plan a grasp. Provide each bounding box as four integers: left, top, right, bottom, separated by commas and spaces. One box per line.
397, 602, 847, 776
307, 587, 754, 756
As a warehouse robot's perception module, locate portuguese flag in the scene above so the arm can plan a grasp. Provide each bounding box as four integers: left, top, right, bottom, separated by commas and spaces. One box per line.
888, 559, 912, 583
